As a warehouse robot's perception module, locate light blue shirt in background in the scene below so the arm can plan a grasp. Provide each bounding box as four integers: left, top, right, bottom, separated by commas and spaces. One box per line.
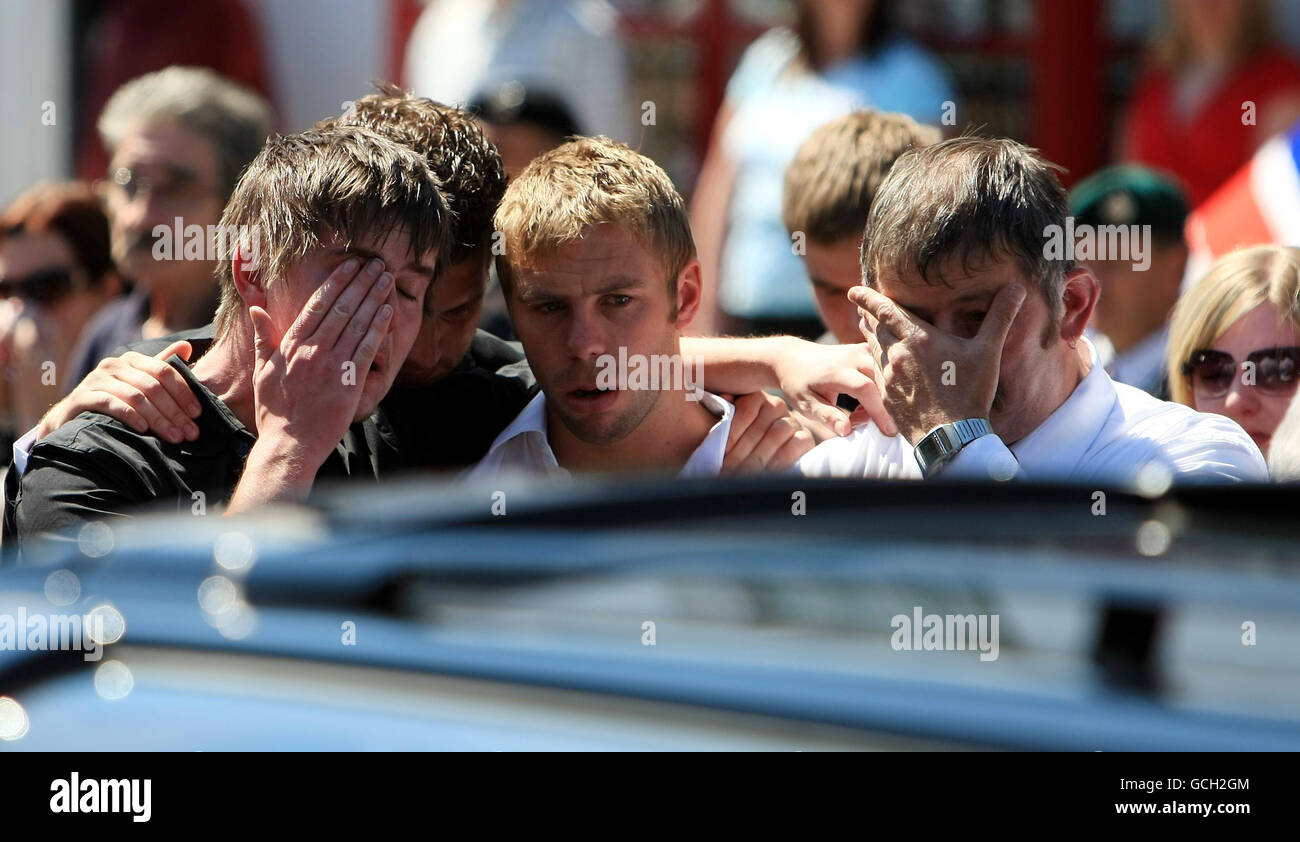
719, 28, 954, 320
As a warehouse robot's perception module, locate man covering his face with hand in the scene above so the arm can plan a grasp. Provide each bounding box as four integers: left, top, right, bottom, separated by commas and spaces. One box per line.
796, 136, 1266, 485
5, 125, 449, 549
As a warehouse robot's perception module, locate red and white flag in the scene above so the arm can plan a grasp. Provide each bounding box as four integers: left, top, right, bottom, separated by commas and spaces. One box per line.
1185, 120, 1300, 286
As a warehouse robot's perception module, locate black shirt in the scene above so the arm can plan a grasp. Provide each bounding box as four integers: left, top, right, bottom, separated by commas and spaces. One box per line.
3, 327, 537, 552
127, 325, 538, 473
3, 355, 376, 553
371, 329, 537, 473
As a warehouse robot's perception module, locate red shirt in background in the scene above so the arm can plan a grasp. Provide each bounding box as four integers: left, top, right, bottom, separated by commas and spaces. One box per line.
76, 0, 275, 182
1122, 49, 1300, 206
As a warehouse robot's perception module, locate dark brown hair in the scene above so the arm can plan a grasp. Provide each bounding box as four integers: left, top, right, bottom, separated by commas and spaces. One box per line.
322, 83, 507, 268
860, 135, 1075, 312
794, 0, 892, 69
212, 125, 450, 337
0, 181, 114, 284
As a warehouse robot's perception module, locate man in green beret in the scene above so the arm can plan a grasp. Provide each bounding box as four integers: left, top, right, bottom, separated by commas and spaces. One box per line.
1069, 165, 1190, 398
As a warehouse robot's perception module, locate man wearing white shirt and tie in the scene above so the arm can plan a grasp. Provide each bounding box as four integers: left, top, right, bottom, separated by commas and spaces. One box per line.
796, 137, 1267, 484
465, 137, 759, 481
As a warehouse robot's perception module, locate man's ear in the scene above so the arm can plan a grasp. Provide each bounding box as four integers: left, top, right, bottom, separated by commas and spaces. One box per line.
1059, 267, 1100, 342
672, 258, 704, 328
231, 243, 267, 308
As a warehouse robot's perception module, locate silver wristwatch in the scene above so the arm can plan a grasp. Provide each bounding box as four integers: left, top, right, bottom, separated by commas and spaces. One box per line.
914, 418, 993, 477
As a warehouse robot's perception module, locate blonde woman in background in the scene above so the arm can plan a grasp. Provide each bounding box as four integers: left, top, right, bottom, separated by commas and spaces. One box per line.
1168, 245, 1300, 462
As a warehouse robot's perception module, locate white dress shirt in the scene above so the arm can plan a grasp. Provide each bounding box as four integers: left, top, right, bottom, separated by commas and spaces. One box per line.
796, 339, 1268, 484
463, 390, 735, 482
10, 426, 37, 477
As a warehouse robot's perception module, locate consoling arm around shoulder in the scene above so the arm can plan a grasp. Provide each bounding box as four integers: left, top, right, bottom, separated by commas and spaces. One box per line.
5, 434, 152, 549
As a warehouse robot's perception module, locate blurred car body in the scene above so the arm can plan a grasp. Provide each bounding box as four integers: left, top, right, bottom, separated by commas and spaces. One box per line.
1, 476, 1298, 751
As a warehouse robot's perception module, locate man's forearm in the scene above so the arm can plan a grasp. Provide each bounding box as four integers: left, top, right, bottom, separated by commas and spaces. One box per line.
224, 436, 325, 514
681, 335, 794, 396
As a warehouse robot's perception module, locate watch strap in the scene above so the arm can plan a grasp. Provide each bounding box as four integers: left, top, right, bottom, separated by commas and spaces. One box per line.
914, 418, 992, 477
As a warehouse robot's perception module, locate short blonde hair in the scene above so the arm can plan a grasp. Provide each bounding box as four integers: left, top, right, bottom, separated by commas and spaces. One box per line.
783, 109, 940, 244
493, 136, 694, 302
1167, 245, 1300, 406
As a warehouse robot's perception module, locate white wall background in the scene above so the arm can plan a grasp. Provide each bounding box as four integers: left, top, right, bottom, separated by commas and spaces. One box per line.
0, 0, 73, 206
0, 0, 389, 205
246, 0, 388, 134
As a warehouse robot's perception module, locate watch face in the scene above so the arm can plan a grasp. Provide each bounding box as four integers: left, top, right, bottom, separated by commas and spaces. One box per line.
917, 421, 989, 478
916, 427, 956, 477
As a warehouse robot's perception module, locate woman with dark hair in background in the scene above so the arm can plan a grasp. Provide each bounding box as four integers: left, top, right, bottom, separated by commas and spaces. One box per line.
690, 0, 953, 340
0, 182, 122, 453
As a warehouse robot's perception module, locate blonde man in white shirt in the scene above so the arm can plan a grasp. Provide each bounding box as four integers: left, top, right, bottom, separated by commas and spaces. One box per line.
465, 137, 745, 481
797, 136, 1267, 484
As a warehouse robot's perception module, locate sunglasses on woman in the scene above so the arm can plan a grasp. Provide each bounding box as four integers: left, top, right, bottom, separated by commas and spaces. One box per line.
1182, 346, 1300, 398
0, 267, 79, 305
